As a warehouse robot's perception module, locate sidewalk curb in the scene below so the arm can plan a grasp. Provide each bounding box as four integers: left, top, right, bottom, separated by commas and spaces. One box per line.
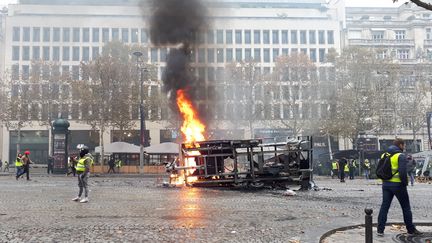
319, 222, 432, 242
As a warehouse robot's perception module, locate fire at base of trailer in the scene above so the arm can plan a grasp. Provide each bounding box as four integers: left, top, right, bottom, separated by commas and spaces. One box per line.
165, 137, 315, 190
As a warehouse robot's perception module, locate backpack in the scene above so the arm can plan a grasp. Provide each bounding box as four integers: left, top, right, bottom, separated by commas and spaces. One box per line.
376, 152, 399, 180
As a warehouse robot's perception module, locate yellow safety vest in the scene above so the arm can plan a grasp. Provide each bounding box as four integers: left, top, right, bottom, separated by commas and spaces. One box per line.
344, 164, 349, 172
387, 153, 402, 183
75, 157, 92, 172
15, 158, 23, 167
332, 162, 338, 170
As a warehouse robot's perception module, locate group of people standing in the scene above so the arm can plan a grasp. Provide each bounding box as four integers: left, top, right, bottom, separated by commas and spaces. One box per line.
15, 151, 32, 180
331, 158, 369, 182
107, 158, 122, 173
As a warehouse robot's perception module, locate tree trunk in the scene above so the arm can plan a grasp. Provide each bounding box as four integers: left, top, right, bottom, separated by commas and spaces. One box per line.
99, 125, 105, 166
16, 125, 21, 154
248, 120, 253, 139
413, 130, 417, 152
327, 133, 333, 160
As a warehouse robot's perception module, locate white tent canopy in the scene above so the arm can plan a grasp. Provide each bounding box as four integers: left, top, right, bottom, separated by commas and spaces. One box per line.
144, 142, 180, 154
95, 142, 140, 154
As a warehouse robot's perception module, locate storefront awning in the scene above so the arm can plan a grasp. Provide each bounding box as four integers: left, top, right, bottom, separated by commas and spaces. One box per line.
95, 142, 140, 154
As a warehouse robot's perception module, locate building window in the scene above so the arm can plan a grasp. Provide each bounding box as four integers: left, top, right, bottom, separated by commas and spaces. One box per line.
151, 48, 158, 62
395, 30, 406, 40
22, 46, 30, 61
254, 30, 261, 44
51, 27, 60, 42
282, 48, 289, 56
62, 28, 70, 42
319, 48, 325, 63
216, 30, 223, 44
72, 28, 80, 42
397, 49, 409, 59
112, 28, 119, 41
208, 67, 215, 82
33, 27, 40, 42
13, 27, 20, 42
159, 48, 167, 62
264, 48, 270, 63
272, 30, 279, 44
318, 30, 325, 44
22, 65, 29, 80
92, 47, 99, 60
235, 30, 242, 44
309, 30, 316, 44
82, 28, 90, 42
426, 28, 432, 40
300, 30, 307, 44
327, 30, 334, 44
226, 30, 233, 44
43, 27, 50, 42
131, 28, 138, 43
273, 48, 279, 62
217, 48, 224, 63
372, 31, 384, 40
43, 46, 50, 61
207, 48, 215, 63
23, 27, 30, 42
82, 47, 89, 61
310, 48, 317, 62
141, 28, 148, 43
102, 28, 109, 43
245, 30, 251, 44
226, 48, 233, 62
121, 28, 129, 43
291, 30, 298, 44
12, 46, 20, 61
198, 48, 205, 63
282, 30, 288, 44
32, 46, 40, 60
92, 28, 100, 42
63, 46, 70, 61
72, 65, 80, 80
254, 48, 261, 62
245, 48, 252, 61
235, 48, 242, 62
263, 30, 270, 44
72, 47, 80, 61
207, 30, 214, 44
53, 47, 60, 61
12, 65, 19, 80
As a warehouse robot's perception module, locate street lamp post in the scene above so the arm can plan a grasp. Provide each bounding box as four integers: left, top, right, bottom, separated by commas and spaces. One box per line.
133, 51, 147, 172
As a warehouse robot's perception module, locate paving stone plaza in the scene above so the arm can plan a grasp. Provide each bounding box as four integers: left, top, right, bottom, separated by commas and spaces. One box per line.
0, 173, 431, 242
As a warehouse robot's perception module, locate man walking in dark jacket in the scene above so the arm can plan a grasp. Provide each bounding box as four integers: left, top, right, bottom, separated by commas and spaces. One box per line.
377, 138, 422, 236
338, 157, 347, 183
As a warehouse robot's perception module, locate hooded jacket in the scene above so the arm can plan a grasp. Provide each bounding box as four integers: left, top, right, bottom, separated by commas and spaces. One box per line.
384, 145, 408, 186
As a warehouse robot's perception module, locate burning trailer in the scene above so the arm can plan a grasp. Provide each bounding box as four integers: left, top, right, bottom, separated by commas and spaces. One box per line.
167, 137, 314, 190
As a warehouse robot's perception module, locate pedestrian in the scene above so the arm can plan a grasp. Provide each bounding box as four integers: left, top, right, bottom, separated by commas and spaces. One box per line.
72, 146, 93, 203
377, 138, 422, 237
0, 159, 2, 170
3, 160, 9, 172
107, 158, 115, 173
115, 159, 122, 173
338, 157, 347, 183
331, 160, 339, 179
364, 159, 371, 180
349, 159, 357, 180
21, 150, 32, 181
344, 161, 349, 180
47, 156, 54, 174
406, 155, 416, 187
15, 153, 25, 180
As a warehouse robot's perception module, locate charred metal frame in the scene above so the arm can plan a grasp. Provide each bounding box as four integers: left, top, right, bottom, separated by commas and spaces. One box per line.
173, 137, 313, 188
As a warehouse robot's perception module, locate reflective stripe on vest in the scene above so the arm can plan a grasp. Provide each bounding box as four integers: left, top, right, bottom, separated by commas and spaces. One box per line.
388, 153, 402, 183
332, 162, 338, 170
75, 158, 86, 172
15, 159, 23, 167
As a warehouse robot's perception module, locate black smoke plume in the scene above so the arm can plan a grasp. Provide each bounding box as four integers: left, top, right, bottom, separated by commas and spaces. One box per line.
144, 0, 210, 119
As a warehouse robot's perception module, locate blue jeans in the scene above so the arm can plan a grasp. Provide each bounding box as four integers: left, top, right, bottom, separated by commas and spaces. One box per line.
364, 169, 370, 180
16, 166, 24, 178
377, 184, 415, 233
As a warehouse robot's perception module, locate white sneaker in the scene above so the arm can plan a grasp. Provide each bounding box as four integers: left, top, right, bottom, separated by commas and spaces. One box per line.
72, 196, 81, 202
79, 197, 89, 203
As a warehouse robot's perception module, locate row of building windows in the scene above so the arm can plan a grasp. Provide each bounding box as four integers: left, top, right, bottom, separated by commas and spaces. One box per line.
12, 26, 335, 45
10, 102, 331, 122
11, 46, 331, 64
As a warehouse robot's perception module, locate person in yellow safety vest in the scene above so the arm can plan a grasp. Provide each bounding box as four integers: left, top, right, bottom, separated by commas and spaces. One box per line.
15, 153, 24, 180
364, 159, 371, 180
349, 159, 357, 180
115, 159, 122, 173
72, 146, 93, 203
331, 160, 339, 179
344, 163, 349, 179
377, 138, 422, 237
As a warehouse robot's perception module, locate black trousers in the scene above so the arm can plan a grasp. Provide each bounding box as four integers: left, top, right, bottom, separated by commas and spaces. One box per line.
24, 164, 30, 180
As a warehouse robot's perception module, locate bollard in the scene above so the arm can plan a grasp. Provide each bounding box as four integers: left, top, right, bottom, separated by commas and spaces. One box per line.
365, 208, 373, 243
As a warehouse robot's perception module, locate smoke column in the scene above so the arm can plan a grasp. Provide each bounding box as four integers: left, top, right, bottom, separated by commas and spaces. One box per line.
144, 0, 209, 116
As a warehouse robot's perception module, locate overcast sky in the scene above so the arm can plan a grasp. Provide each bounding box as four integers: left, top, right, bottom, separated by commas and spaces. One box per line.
0, 0, 404, 7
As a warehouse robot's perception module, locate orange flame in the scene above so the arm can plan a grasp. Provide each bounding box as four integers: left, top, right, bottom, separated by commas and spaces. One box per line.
176, 89, 206, 184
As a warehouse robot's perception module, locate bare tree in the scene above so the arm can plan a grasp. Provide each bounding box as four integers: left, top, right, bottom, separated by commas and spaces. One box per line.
393, 0, 432, 11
